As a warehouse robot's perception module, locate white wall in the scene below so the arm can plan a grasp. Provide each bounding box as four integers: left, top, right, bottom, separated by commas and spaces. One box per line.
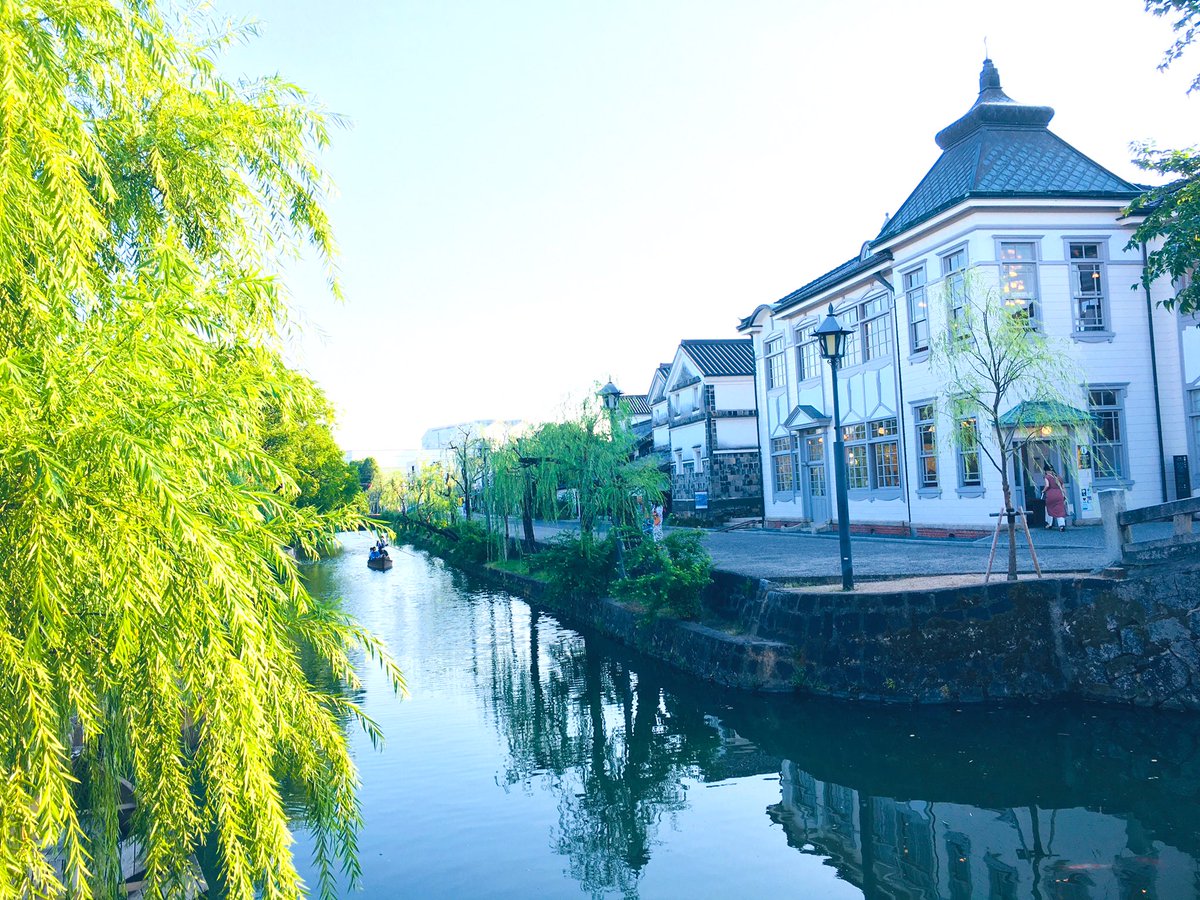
713, 379, 756, 411
715, 417, 758, 450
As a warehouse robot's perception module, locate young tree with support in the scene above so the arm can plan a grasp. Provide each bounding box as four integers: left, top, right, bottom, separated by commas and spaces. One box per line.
932, 272, 1088, 582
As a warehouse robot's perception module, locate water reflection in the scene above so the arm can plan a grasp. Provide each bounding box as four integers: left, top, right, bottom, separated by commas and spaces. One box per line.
296, 537, 1200, 899
476, 604, 720, 896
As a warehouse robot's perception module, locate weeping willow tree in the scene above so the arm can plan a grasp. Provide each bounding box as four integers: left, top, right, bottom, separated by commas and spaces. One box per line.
0, 3, 402, 898
484, 395, 665, 547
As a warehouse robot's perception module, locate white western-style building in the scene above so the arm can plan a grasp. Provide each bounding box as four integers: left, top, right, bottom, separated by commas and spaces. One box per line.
739, 59, 1196, 536
647, 340, 762, 521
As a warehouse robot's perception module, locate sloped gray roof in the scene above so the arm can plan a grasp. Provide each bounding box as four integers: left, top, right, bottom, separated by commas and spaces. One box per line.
783, 404, 830, 429
876, 59, 1140, 243
680, 339, 755, 377
625, 395, 651, 416
774, 251, 893, 314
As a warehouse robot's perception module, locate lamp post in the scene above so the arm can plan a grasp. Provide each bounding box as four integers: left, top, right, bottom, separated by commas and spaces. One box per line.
597, 381, 626, 574
813, 304, 855, 591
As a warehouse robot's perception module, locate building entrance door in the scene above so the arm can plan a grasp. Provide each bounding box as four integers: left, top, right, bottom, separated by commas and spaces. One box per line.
802, 431, 830, 525
1012, 440, 1074, 528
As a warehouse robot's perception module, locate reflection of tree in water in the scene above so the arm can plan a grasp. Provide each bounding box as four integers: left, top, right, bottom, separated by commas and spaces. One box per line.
476, 603, 721, 898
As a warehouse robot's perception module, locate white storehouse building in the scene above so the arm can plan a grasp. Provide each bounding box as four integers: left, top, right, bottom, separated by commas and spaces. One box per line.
739, 59, 1195, 536
648, 340, 762, 521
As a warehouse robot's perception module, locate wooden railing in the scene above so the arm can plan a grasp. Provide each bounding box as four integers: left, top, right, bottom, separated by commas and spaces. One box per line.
1100, 490, 1200, 566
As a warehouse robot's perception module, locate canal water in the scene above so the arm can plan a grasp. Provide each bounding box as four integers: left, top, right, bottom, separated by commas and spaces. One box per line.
293, 532, 1200, 898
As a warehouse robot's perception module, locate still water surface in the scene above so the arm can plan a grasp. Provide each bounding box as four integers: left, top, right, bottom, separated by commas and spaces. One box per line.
294, 533, 1200, 898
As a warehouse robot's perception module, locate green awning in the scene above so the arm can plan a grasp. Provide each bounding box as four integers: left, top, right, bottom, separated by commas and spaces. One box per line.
998, 400, 1091, 429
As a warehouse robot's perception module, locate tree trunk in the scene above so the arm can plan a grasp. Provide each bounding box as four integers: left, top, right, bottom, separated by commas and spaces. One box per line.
1000, 453, 1018, 582
522, 471, 536, 554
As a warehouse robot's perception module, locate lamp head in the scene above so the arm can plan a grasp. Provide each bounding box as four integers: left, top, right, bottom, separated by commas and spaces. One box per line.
813, 304, 852, 362
598, 381, 623, 412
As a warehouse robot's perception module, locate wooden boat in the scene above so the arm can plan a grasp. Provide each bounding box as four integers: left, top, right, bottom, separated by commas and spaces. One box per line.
367, 554, 393, 571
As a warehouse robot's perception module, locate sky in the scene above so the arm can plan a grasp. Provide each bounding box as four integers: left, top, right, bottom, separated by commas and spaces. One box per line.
211, 0, 1197, 456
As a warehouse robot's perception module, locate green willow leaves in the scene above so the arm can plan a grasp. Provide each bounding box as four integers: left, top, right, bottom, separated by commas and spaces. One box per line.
0, 3, 400, 899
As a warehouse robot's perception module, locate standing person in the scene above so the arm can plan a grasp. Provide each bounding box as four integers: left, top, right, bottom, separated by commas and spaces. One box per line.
651, 503, 664, 543
1042, 466, 1068, 531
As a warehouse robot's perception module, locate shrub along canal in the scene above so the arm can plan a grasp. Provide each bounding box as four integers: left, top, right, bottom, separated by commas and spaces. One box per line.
292, 532, 1200, 898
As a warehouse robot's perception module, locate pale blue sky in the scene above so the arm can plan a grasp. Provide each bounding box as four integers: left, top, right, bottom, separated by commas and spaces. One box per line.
212, 0, 1195, 454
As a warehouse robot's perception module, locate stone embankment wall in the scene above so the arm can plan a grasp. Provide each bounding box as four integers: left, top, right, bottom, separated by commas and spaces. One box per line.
439, 541, 1200, 709
481, 567, 798, 691
708, 565, 1200, 709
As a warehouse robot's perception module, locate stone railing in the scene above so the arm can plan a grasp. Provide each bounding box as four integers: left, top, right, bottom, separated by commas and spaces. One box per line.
1100, 489, 1200, 565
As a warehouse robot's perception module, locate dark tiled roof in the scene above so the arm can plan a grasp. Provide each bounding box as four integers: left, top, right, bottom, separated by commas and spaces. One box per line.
877, 60, 1140, 243
680, 339, 755, 377
782, 404, 830, 429
737, 304, 773, 332
625, 395, 651, 416
773, 251, 893, 314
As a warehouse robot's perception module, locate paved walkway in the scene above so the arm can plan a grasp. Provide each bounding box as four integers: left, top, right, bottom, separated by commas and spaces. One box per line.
523, 518, 1176, 580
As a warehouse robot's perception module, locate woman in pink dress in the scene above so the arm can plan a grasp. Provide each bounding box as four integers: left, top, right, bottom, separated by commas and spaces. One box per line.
1042, 466, 1068, 531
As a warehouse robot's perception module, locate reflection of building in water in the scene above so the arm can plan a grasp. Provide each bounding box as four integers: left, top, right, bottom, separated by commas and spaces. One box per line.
770, 760, 1200, 899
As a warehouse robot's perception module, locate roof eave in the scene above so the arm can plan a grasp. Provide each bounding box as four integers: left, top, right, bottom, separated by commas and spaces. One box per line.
772, 254, 893, 317
873, 192, 1144, 252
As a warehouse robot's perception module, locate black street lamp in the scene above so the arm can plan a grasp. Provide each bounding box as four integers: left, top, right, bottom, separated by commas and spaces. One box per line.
598, 381, 623, 413
813, 304, 855, 591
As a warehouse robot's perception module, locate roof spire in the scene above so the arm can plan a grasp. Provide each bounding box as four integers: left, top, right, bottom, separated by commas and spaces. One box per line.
933, 57, 1054, 149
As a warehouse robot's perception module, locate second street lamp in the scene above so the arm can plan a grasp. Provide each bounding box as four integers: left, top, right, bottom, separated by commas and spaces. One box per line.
813, 304, 855, 591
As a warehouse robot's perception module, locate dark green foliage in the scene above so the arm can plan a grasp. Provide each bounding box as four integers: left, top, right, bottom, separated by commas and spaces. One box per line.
1128, 146, 1200, 314
356, 457, 382, 491
528, 533, 617, 600
390, 517, 491, 569
446, 520, 491, 566
261, 375, 363, 514
1128, 2, 1200, 313
1145, 0, 1200, 93
612, 531, 713, 621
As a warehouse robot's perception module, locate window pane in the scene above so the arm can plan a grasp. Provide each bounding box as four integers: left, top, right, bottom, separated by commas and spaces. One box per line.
873, 440, 900, 488
843, 423, 866, 443
906, 268, 929, 352
845, 446, 869, 489
1000, 242, 1035, 262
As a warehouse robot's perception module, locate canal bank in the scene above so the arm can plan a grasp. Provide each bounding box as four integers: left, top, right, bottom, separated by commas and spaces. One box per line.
403, 527, 1200, 711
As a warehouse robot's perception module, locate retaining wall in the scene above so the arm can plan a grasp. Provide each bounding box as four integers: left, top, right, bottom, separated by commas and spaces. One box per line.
419, 534, 1200, 709
708, 565, 1200, 709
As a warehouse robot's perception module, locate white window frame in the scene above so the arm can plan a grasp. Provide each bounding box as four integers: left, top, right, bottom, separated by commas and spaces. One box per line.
764, 336, 786, 390
859, 294, 893, 363
1088, 384, 1130, 485
903, 265, 929, 355
956, 415, 985, 497
771, 435, 796, 495
1065, 239, 1113, 341
939, 245, 968, 326
912, 401, 940, 496
795, 324, 820, 382
996, 238, 1042, 328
